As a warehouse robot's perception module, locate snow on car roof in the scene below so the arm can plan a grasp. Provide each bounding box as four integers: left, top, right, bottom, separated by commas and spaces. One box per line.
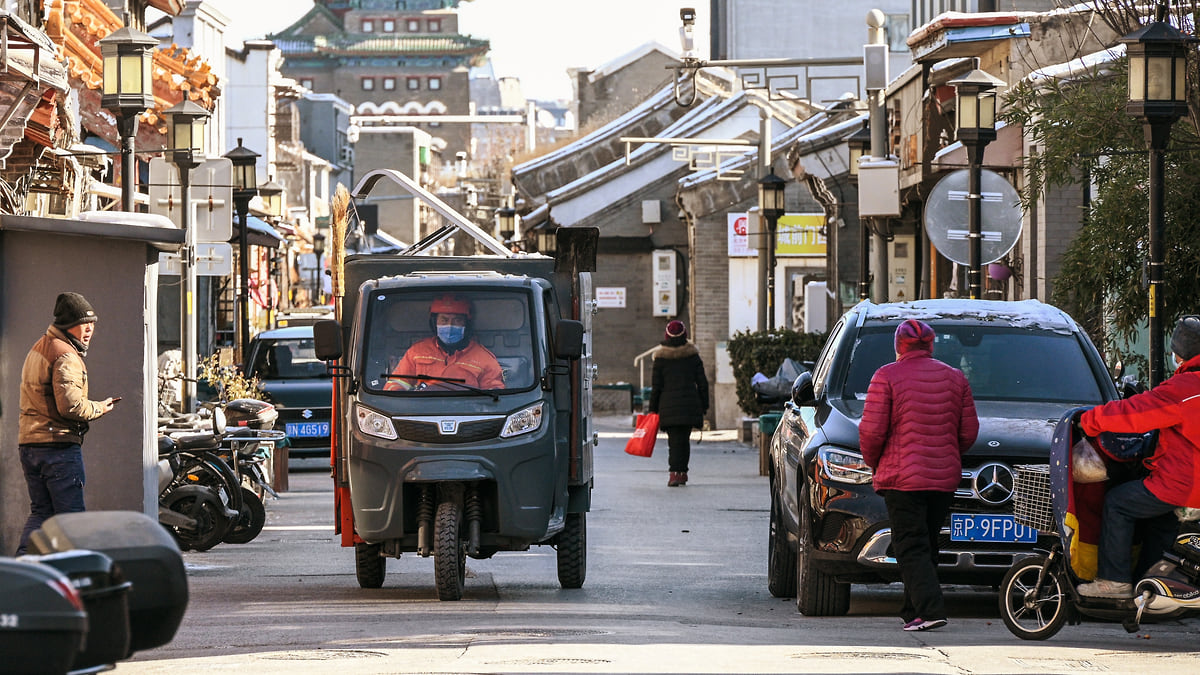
856, 299, 1076, 334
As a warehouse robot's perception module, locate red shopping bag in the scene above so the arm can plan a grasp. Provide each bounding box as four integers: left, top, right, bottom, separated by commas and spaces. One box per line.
625, 413, 659, 457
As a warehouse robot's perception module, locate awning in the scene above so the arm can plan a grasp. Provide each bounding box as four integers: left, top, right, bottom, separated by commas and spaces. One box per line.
230, 216, 285, 248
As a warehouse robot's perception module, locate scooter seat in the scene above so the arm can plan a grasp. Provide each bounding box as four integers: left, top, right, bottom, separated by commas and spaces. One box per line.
170, 432, 221, 452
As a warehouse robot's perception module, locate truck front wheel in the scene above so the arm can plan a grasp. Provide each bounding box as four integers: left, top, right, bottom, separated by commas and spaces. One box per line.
355, 542, 385, 588
556, 512, 587, 589
434, 499, 466, 600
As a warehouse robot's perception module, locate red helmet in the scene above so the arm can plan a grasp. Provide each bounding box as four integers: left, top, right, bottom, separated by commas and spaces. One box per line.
429, 294, 471, 317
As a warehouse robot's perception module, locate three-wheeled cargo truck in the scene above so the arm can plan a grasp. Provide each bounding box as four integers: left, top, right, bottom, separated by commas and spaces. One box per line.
313, 170, 597, 600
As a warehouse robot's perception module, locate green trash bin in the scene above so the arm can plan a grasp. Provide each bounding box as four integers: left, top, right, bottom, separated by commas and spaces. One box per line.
757, 413, 782, 476
759, 412, 782, 437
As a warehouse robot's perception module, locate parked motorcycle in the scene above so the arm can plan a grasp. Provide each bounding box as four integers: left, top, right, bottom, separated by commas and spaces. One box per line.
158, 398, 286, 548
999, 409, 1200, 639
157, 408, 238, 552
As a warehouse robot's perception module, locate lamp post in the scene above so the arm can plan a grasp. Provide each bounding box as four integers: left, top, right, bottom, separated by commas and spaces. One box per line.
847, 122, 872, 301
257, 177, 284, 310
98, 23, 157, 212
165, 99, 211, 413
223, 139, 260, 364
537, 227, 557, 256
758, 169, 786, 330
497, 205, 516, 247
312, 232, 326, 305
1122, 8, 1193, 387
949, 62, 1005, 300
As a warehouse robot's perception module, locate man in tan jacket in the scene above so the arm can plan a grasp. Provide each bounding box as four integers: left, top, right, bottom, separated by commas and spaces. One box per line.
15, 292, 115, 554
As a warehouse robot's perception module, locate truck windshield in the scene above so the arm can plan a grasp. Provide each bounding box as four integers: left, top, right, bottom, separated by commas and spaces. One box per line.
843, 325, 1105, 404
361, 289, 537, 394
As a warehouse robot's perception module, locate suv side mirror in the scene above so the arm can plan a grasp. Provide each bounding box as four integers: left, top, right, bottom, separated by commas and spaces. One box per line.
313, 319, 343, 361
791, 371, 816, 406
553, 319, 584, 360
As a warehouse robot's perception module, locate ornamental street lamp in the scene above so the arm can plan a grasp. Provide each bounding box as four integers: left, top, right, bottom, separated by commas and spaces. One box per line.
537, 227, 557, 255
99, 22, 157, 212
758, 169, 787, 330
949, 62, 1005, 300
847, 122, 872, 301
224, 138, 260, 363
258, 177, 285, 220
312, 232, 326, 305
497, 205, 517, 244
1121, 7, 1194, 386
165, 99, 211, 413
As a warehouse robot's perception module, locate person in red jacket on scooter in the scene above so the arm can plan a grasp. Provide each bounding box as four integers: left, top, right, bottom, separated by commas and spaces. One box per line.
1076, 315, 1200, 599
860, 319, 979, 632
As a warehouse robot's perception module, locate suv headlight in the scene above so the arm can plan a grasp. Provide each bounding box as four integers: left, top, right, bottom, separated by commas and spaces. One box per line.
500, 402, 544, 438
355, 404, 397, 440
817, 446, 873, 484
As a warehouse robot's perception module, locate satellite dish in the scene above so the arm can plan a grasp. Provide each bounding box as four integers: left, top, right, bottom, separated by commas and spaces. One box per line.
923, 169, 1022, 266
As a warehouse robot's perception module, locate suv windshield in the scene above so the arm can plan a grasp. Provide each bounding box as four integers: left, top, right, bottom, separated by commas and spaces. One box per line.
249, 337, 326, 380
843, 325, 1104, 403
362, 289, 536, 394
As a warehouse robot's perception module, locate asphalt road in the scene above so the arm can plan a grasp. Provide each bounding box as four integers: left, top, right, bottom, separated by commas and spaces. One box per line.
119, 416, 1200, 674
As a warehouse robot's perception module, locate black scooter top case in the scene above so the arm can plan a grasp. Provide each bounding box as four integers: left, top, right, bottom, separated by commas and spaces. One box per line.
0, 557, 87, 675
27, 510, 188, 653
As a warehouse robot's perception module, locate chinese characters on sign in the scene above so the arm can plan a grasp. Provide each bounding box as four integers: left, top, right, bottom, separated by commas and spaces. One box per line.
728, 212, 826, 257
595, 287, 626, 308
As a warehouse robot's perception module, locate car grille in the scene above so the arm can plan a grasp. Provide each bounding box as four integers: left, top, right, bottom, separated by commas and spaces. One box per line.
394, 417, 506, 444
955, 460, 1019, 508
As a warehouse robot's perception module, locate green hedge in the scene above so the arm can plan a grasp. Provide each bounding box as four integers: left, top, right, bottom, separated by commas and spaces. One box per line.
727, 329, 827, 416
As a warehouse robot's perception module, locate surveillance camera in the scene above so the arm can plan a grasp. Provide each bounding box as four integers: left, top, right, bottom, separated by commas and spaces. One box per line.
680, 8, 696, 24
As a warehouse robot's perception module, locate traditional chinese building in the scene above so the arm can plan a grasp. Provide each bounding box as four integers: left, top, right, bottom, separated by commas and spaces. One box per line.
269, 0, 487, 243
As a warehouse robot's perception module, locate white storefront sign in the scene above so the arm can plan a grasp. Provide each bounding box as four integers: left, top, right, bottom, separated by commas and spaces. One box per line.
596, 287, 626, 308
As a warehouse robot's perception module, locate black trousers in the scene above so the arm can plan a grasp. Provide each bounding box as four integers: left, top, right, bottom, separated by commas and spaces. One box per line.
879, 489, 953, 622
663, 425, 692, 473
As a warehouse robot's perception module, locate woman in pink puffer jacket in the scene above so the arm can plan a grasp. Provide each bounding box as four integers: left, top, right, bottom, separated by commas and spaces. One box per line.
859, 319, 978, 632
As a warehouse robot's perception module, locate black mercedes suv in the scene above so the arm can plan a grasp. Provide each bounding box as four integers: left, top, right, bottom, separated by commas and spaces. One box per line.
767, 299, 1119, 615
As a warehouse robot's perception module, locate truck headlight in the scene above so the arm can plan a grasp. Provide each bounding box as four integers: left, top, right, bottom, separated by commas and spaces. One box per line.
817, 446, 873, 484
500, 402, 544, 438
355, 404, 397, 440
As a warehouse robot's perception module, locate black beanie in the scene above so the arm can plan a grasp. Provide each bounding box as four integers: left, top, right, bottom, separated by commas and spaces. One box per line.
53, 292, 97, 329
1171, 315, 1200, 362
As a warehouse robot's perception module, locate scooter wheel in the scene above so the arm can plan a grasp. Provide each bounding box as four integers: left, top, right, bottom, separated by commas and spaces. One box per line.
223, 488, 266, 544
999, 554, 1069, 640
165, 490, 231, 552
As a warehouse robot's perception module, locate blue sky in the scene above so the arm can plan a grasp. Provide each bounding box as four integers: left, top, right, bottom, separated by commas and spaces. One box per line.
203, 0, 708, 101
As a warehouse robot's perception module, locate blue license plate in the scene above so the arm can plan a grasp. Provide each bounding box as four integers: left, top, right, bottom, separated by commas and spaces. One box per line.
950, 513, 1037, 543
286, 422, 329, 438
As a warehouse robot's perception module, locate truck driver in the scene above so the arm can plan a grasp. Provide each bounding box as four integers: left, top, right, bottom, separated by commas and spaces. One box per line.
384, 294, 505, 391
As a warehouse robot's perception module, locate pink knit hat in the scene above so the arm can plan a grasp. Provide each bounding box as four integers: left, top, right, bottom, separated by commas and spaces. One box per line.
894, 319, 935, 354
665, 320, 687, 340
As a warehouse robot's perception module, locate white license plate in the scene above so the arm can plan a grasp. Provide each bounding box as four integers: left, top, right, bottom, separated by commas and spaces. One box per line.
950, 513, 1037, 543
286, 422, 329, 438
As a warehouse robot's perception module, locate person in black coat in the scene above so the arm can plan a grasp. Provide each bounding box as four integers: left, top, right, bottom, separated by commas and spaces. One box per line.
648, 320, 709, 486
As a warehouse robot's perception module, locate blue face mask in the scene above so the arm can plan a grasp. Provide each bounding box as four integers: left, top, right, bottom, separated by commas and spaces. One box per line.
437, 325, 465, 345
